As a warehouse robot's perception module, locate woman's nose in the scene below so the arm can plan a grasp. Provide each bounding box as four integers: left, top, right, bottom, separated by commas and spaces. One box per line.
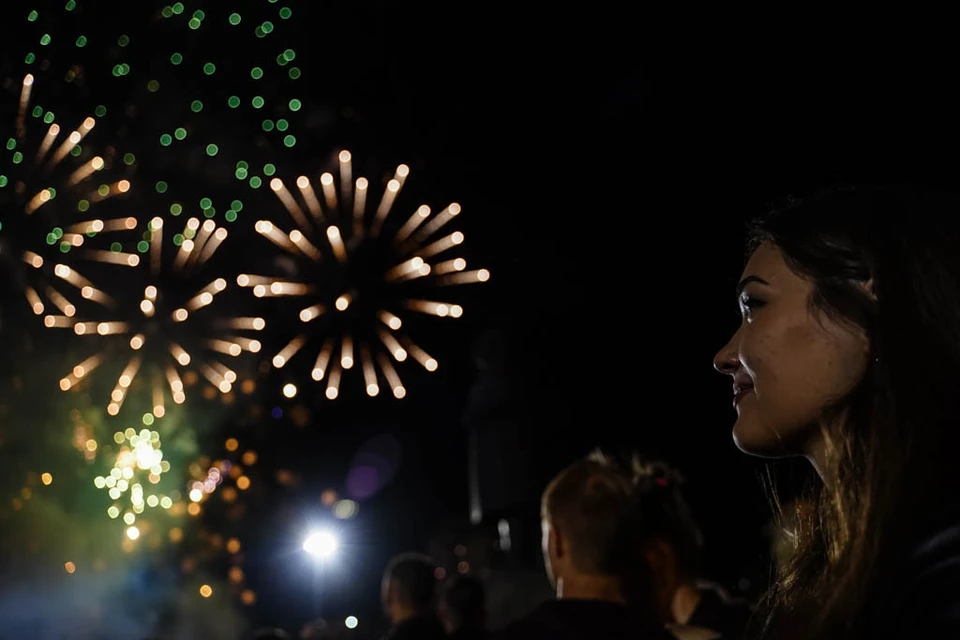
713, 334, 740, 375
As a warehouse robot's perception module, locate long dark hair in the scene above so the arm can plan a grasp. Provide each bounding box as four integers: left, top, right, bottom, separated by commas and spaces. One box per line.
746, 185, 960, 638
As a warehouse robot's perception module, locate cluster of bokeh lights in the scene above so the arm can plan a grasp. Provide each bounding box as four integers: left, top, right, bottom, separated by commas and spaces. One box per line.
93, 428, 174, 542
154, 0, 305, 154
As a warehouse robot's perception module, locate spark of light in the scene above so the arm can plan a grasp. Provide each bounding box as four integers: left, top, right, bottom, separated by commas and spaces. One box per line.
25, 287, 44, 315
432, 257, 468, 275
437, 269, 491, 286
378, 310, 402, 330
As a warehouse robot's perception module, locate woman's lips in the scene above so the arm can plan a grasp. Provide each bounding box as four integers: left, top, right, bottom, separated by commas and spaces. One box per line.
733, 387, 753, 407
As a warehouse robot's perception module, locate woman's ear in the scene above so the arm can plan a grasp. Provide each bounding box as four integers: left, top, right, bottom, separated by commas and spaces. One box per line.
859, 277, 876, 357
863, 277, 876, 301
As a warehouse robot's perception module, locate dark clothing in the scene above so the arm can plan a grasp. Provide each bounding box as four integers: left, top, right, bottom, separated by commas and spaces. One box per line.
383, 615, 446, 640
449, 629, 490, 640
495, 599, 676, 640
687, 583, 751, 639
867, 507, 960, 639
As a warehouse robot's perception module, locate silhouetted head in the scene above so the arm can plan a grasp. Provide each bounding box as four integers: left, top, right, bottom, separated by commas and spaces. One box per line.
382, 552, 438, 625
439, 574, 486, 634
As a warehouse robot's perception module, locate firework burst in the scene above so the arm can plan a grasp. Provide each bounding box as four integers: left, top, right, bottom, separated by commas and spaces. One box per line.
55, 207, 264, 415
241, 150, 490, 400
0, 72, 139, 320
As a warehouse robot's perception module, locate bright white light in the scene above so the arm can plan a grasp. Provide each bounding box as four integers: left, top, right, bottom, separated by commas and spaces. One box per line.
303, 530, 338, 559
345, 616, 358, 629
283, 383, 297, 398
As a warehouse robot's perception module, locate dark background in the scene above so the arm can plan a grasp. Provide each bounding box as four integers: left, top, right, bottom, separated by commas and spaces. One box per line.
3, 2, 960, 637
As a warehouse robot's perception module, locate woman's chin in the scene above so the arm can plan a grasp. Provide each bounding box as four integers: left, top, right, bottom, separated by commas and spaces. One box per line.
732, 420, 784, 457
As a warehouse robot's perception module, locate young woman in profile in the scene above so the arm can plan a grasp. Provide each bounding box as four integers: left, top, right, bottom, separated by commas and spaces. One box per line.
712, 185, 960, 639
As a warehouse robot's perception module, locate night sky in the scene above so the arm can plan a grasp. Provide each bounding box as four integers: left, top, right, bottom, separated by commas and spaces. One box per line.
3, 3, 960, 636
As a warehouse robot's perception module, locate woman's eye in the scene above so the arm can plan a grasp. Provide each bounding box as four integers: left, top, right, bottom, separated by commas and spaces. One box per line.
740, 294, 766, 313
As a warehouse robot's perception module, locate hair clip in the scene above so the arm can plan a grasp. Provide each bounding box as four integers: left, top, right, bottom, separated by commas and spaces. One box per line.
631, 454, 685, 489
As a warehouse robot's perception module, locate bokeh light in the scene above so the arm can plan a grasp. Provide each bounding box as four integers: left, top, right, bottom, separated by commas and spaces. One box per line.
303, 530, 338, 559
333, 499, 359, 520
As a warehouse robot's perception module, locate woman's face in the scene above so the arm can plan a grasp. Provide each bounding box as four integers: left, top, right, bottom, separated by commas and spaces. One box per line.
713, 242, 869, 457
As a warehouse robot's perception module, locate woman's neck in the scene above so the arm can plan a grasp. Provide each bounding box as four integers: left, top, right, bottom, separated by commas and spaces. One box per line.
806, 428, 831, 487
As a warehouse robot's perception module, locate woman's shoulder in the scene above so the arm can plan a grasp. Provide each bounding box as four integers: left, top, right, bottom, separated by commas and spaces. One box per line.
872, 506, 960, 637
902, 505, 960, 592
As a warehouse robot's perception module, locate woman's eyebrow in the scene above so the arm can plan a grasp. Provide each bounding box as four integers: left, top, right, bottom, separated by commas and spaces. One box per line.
736, 275, 769, 296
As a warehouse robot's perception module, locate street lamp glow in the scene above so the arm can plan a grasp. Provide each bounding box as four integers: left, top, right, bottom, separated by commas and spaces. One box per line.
303, 530, 338, 559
